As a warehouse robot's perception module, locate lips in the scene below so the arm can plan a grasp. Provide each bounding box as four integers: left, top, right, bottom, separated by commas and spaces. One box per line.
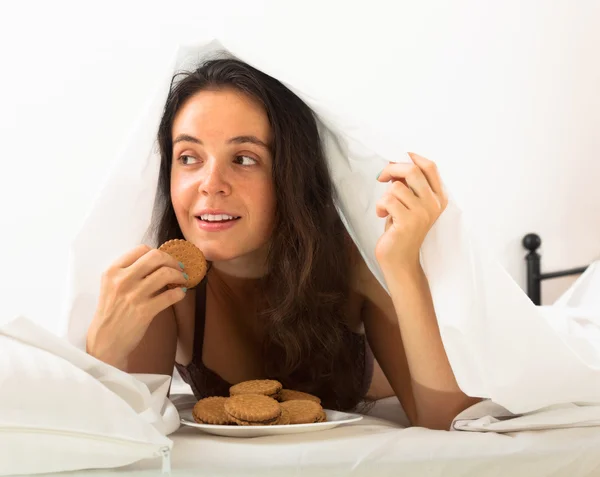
197, 213, 241, 223
194, 214, 240, 232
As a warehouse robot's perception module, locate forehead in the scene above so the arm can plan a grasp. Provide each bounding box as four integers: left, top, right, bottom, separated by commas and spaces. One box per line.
172, 87, 271, 139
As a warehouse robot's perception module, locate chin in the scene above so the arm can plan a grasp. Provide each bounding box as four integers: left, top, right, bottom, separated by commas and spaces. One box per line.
180, 229, 269, 266
192, 243, 244, 263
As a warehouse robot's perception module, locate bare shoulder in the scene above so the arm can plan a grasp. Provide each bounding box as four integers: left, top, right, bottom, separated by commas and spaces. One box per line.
345, 234, 366, 287
347, 237, 393, 313
342, 235, 391, 333
346, 237, 402, 402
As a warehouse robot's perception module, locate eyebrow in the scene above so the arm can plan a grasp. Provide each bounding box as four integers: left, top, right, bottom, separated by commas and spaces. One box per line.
172, 133, 270, 150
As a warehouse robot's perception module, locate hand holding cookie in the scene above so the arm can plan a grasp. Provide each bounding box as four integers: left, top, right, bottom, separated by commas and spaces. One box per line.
87, 241, 206, 368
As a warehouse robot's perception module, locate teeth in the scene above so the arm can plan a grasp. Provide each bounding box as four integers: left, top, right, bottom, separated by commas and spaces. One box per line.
200, 214, 237, 222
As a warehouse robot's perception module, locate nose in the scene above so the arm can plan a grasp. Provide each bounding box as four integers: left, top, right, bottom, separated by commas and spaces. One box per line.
198, 157, 231, 196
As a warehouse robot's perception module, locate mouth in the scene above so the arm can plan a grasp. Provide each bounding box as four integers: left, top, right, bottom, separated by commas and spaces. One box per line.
194, 213, 242, 232
196, 213, 241, 223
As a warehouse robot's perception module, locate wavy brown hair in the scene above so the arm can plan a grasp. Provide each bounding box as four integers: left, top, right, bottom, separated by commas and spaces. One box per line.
151, 57, 368, 411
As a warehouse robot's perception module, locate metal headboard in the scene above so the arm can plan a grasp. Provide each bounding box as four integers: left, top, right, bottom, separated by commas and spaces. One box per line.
522, 233, 589, 305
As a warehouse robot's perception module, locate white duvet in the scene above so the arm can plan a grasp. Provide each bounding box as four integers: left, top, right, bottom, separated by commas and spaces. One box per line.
2, 37, 600, 476
20, 391, 600, 477
60, 38, 600, 412
1, 256, 599, 475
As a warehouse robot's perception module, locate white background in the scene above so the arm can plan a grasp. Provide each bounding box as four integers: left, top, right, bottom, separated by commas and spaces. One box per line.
0, 0, 599, 333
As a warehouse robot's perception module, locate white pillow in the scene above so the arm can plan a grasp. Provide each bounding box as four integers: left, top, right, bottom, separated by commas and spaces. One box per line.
0, 317, 174, 476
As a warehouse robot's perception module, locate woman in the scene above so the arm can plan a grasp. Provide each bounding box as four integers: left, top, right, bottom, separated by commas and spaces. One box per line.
86, 58, 480, 430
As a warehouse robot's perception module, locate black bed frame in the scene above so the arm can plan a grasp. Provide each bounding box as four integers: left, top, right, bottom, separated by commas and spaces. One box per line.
522, 233, 590, 305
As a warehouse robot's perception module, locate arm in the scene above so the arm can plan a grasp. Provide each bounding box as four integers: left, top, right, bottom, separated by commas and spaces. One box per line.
359, 257, 480, 430
124, 306, 178, 376
85, 245, 186, 375
364, 152, 481, 430
87, 304, 178, 376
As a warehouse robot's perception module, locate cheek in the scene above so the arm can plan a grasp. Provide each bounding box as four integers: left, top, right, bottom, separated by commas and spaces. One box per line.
260, 183, 277, 231
170, 173, 195, 215
247, 179, 277, 228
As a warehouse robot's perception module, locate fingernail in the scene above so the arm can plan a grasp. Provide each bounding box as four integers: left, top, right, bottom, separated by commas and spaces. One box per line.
376, 169, 383, 180
183, 273, 189, 280
178, 261, 185, 270
181, 287, 188, 293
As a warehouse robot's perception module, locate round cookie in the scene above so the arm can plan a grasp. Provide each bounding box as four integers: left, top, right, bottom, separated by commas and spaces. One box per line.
192, 397, 231, 425
279, 400, 324, 424
316, 410, 327, 423
276, 408, 291, 425
224, 394, 282, 426
158, 239, 207, 289
229, 379, 282, 399
278, 389, 321, 404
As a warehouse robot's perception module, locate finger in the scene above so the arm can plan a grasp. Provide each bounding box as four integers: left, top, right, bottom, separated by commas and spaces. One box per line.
139, 266, 188, 297
388, 180, 420, 210
408, 153, 445, 199
129, 248, 185, 280
376, 193, 409, 220
379, 159, 443, 212
146, 287, 187, 316
378, 162, 430, 199
111, 244, 153, 270
377, 162, 413, 183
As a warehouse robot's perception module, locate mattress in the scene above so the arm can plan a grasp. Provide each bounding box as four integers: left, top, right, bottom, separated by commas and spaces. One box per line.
38, 392, 600, 477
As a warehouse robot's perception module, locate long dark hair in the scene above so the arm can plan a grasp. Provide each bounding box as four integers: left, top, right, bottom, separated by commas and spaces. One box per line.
152, 57, 368, 411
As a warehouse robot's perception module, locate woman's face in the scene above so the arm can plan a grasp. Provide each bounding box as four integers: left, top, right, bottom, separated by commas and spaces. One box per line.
170, 87, 276, 272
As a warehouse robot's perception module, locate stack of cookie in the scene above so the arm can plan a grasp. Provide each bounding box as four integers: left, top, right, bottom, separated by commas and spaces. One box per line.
192, 379, 327, 426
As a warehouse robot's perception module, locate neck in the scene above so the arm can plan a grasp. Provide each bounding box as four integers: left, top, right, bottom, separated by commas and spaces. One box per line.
210, 249, 269, 279
208, 265, 263, 306
211, 262, 266, 279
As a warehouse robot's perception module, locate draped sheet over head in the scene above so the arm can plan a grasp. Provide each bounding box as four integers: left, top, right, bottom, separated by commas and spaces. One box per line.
60, 38, 600, 415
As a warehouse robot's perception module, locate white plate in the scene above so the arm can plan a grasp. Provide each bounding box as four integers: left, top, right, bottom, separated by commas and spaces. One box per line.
179, 407, 363, 438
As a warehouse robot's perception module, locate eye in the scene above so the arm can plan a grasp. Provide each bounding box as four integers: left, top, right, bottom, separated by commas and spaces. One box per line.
178, 155, 198, 165
235, 155, 257, 166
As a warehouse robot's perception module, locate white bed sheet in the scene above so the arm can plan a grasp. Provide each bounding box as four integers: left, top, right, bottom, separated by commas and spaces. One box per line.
36, 390, 600, 477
